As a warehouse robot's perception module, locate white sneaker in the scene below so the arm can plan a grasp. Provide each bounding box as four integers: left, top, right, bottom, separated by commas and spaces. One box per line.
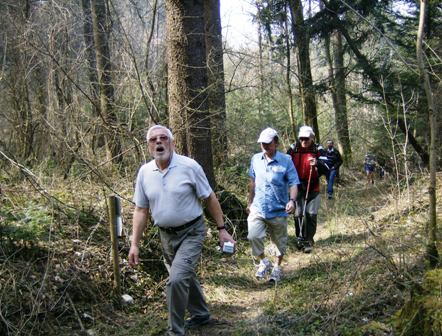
255, 258, 272, 279
269, 266, 282, 283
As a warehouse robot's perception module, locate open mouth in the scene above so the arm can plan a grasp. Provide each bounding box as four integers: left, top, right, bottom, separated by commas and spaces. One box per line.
156, 146, 165, 153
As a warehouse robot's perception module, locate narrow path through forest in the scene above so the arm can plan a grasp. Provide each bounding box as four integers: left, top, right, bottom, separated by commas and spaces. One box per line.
186, 177, 399, 335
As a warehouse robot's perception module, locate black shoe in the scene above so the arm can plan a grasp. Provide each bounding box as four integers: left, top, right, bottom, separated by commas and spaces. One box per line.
327, 193, 333, 200
185, 315, 213, 328
296, 237, 306, 251
303, 241, 313, 253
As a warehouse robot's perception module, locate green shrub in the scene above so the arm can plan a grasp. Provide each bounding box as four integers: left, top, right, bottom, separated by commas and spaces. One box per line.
0, 203, 52, 242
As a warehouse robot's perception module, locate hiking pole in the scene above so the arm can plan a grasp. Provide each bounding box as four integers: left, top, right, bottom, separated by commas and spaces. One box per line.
298, 164, 313, 241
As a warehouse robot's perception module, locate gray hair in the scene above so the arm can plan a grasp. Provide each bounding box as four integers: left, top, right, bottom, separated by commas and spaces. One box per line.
146, 125, 174, 142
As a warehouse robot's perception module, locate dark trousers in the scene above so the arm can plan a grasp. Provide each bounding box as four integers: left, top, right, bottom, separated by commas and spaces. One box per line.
294, 191, 320, 244
295, 213, 317, 243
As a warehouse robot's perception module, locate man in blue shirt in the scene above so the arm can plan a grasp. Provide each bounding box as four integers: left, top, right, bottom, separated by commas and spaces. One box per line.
247, 127, 299, 282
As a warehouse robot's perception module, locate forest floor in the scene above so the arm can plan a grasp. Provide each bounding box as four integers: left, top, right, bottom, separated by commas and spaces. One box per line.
1, 171, 441, 335
183, 172, 441, 336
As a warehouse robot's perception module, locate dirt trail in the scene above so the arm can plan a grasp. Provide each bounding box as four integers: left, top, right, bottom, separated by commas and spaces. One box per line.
188, 181, 377, 335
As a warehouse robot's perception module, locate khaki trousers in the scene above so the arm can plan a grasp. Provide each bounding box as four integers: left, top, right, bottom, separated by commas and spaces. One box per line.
247, 207, 288, 257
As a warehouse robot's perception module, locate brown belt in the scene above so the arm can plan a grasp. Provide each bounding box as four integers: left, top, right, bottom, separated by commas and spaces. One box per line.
159, 215, 202, 234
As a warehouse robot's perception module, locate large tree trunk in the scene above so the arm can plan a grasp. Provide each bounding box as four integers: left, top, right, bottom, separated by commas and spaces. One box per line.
325, 30, 352, 165
288, 0, 320, 141
333, 31, 352, 164
166, 0, 216, 188
81, 0, 103, 152
204, 0, 227, 168
416, 0, 438, 267
91, 0, 122, 163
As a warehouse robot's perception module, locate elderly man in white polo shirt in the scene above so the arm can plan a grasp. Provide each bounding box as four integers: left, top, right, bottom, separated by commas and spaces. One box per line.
129, 125, 235, 336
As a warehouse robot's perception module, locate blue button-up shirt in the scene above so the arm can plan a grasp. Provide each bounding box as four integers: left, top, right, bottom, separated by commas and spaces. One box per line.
249, 151, 299, 219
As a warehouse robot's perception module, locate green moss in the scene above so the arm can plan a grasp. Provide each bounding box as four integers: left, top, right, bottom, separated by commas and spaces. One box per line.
393, 268, 442, 336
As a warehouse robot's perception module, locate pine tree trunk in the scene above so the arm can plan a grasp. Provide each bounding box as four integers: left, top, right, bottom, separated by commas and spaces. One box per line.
204, 0, 228, 168
166, 0, 215, 187
91, 0, 122, 163
288, 0, 319, 141
81, 0, 104, 152
333, 32, 352, 164
416, 0, 438, 267
285, 4, 297, 139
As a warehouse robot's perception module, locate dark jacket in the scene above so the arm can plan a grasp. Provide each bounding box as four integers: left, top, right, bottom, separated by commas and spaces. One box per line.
322, 147, 342, 170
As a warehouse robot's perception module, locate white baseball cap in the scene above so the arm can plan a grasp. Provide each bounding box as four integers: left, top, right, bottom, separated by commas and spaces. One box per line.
298, 126, 315, 139
257, 127, 278, 144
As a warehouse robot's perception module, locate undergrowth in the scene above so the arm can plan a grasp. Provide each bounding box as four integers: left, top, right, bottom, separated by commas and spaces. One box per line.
0, 168, 441, 335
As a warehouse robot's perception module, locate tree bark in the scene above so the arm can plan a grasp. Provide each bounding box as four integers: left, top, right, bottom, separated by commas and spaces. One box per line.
416, 0, 438, 267
204, 0, 228, 167
91, 0, 122, 163
285, 4, 297, 139
333, 31, 352, 164
288, 0, 319, 141
81, 0, 100, 117
81, 0, 105, 152
166, 0, 215, 188
325, 31, 352, 164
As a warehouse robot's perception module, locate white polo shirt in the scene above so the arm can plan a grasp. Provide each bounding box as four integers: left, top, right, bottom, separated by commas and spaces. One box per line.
133, 152, 212, 227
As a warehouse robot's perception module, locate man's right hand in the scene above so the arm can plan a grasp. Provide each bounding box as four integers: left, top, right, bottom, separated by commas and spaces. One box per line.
219, 229, 236, 248
128, 245, 140, 266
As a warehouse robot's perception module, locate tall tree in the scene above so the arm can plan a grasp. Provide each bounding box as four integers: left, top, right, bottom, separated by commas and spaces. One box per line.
91, 0, 122, 163
288, 0, 319, 140
81, 0, 102, 151
8, 1, 48, 164
416, 0, 438, 267
255, 1, 266, 118
324, 30, 352, 164
166, 0, 215, 187
204, 0, 228, 167
284, 3, 297, 139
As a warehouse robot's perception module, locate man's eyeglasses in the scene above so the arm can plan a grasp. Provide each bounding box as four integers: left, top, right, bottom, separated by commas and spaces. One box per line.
148, 135, 169, 143
299, 137, 310, 141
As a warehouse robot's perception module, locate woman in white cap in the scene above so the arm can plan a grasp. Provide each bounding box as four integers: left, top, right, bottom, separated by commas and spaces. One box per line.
287, 126, 321, 253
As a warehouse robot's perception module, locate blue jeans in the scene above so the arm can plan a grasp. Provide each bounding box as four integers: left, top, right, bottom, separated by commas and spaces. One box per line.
327, 169, 337, 195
